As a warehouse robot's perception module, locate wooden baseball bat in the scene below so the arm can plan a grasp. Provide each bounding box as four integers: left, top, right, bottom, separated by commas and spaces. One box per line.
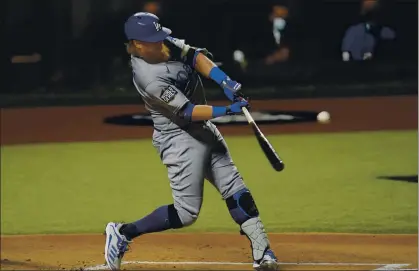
242, 107, 285, 172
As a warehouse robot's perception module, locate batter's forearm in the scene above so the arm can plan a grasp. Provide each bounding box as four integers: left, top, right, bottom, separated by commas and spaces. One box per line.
190, 105, 215, 121
194, 53, 230, 86
194, 53, 217, 79
193, 51, 242, 104
167, 37, 236, 90
182, 103, 227, 121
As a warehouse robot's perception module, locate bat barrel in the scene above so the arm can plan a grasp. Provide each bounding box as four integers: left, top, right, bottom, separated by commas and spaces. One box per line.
273, 161, 285, 171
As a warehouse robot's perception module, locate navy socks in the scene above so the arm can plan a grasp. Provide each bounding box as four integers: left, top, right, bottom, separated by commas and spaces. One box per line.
120, 204, 182, 240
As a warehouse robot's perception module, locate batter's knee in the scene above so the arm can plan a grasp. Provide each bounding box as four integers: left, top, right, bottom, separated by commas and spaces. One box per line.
226, 188, 259, 225
171, 201, 201, 227
178, 210, 199, 227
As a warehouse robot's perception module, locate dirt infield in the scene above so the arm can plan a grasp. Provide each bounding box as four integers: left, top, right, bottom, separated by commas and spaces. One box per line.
1, 96, 417, 145
1, 96, 417, 270
1, 233, 418, 270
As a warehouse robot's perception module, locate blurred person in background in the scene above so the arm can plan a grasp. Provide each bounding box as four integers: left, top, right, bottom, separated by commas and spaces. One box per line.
4, 17, 44, 93
142, 1, 161, 15
2, 0, 62, 93
341, 0, 396, 61
265, 4, 290, 65
233, 2, 291, 71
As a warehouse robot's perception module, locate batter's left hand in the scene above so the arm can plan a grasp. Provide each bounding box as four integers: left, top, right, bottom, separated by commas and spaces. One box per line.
221, 77, 244, 102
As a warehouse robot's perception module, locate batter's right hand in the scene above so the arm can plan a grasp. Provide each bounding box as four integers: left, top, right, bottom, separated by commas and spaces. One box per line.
226, 99, 250, 115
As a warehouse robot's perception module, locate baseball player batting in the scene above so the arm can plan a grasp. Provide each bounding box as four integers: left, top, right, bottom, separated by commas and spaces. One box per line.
104, 12, 280, 271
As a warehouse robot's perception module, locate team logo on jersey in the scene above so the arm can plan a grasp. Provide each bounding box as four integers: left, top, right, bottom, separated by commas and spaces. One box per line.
153, 22, 162, 31
160, 86, 177, 103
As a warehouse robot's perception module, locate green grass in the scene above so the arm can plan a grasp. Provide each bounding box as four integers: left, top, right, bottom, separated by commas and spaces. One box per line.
1, 130, 417, 235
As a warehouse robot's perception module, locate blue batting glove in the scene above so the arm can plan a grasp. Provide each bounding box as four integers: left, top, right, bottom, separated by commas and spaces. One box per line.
221, 77, 242, 102
209, 66, 242, 102
226, 99, 249, 115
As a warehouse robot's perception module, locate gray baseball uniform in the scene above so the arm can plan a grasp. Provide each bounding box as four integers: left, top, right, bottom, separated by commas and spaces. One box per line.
131, 55, 246, 226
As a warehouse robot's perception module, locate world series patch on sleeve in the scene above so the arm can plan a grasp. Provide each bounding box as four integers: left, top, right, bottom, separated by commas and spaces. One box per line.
160, 86, 178, 103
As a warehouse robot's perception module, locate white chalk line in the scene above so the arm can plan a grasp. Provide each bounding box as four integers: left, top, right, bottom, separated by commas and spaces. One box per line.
373, 264, 411, 270
84, 261, 412, 270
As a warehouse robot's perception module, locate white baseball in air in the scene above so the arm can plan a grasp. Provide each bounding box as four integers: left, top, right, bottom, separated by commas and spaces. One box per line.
233, 50, 245, 62
317, 111, 331, 123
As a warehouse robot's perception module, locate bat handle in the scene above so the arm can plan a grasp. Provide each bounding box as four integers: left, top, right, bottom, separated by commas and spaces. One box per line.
242, 107, 254, 124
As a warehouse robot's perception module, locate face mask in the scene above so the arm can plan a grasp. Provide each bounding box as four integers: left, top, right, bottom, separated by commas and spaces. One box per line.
273, 18, 286, 45
273, 17, 286, 31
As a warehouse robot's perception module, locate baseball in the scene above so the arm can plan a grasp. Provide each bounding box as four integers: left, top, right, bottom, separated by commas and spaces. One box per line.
317, 111, 331, 123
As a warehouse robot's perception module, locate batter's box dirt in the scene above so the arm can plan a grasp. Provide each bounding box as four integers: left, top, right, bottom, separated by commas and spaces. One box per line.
1, 233, 417, 271
83, 261, 412, 271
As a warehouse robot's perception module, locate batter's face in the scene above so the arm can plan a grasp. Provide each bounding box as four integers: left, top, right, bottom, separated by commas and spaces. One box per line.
134, 40, 170, 64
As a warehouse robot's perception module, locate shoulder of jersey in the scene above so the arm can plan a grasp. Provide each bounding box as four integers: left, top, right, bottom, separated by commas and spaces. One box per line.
132, 58, 174, 89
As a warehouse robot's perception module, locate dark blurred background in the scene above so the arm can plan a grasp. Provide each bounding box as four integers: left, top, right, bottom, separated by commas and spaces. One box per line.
0, 0, 417, 106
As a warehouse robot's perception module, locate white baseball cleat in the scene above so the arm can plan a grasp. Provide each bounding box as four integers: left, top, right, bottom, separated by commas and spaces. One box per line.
104, 222, 131, 270
253, 249, 280, 271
